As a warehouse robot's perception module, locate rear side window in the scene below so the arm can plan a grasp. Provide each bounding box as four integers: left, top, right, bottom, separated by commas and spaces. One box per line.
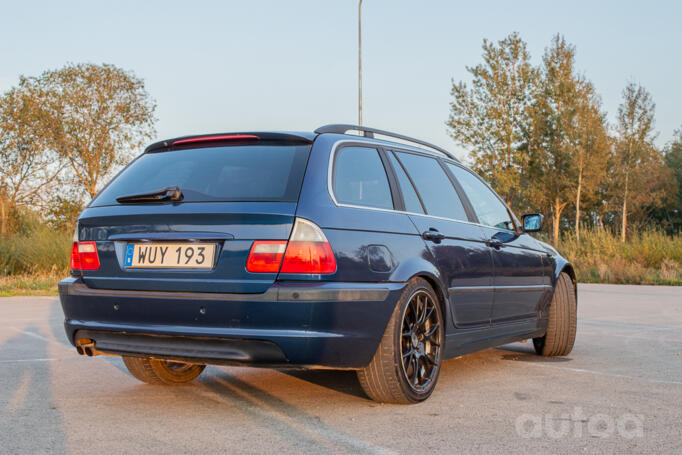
446, 163, 515, 230
91, 144, 311, 206
333, 146, 393, 210
396, 152, 467, 221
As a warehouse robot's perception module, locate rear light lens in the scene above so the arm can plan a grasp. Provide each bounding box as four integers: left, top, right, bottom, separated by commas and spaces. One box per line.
245, 218, 337, 275
280, 218, 336, 274
246, 241, 287, 273
70, 241, 100, 272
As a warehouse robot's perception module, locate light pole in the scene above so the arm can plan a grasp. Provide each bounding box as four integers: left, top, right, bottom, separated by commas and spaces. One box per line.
358, 0, 363, 126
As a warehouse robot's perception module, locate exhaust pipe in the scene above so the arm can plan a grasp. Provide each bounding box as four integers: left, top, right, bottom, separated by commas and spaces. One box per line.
74, 337, 116, 357
76, 338, 96, 356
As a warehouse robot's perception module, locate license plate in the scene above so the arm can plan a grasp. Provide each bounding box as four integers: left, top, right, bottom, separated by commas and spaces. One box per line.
124, 243, 216, 269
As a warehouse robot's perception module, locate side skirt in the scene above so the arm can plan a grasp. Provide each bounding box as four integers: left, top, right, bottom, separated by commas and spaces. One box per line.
443, 318, 547, 359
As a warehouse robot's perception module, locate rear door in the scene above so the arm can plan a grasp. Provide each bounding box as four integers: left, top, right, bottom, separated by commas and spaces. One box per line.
391, 150, 495, 328
445, 163, 550, 323
77, 138, 311, 293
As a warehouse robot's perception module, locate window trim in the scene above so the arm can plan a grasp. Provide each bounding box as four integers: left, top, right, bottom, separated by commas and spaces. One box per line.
326, 139, 519, 231
389, 150, 427, 214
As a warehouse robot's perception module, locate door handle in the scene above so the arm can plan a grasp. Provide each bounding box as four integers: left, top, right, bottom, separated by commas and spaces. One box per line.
486, 238, 503, 249
422, 229, 445, 243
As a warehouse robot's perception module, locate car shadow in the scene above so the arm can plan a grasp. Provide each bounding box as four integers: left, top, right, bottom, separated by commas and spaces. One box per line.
198, 369, 388, 454
280, 369, 367, 400
496, 342, 573, 362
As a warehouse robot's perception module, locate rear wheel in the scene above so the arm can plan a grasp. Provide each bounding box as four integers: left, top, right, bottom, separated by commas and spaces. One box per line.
533, 272, 577, 356
357, 278, 444, 404
122, 356, 205, 385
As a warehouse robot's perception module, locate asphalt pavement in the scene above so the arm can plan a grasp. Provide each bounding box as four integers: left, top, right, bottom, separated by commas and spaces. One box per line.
0, 284, 680, 454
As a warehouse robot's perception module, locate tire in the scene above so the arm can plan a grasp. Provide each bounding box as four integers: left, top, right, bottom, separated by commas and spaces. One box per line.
533, 272, 577, 356
357, 278, 444, 404
122, 356, 206, 385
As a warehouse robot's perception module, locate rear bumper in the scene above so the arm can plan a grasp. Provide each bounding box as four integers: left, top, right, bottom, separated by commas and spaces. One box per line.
59, 277, 404, 368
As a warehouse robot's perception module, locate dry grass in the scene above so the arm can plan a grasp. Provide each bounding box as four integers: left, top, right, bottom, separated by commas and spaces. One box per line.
559, 229, 682, 285
0, 272, 62, 296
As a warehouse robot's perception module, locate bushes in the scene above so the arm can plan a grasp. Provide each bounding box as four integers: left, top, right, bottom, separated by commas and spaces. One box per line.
559, 229, 682, 285
0, 226, 71, 276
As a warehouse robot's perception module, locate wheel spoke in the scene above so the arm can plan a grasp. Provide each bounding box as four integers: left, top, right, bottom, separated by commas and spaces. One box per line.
422, 306, 435, 326
410, 356, 418, 385
402, 349, 414, 359
425, 335, 440, 347
417, 296, 427, 327
423, 354, 437, 366
425, 323, 440, 337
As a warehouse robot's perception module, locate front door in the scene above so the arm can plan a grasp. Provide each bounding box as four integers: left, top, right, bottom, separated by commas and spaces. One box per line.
477, 227, 551, 322
445, 163, 549, 324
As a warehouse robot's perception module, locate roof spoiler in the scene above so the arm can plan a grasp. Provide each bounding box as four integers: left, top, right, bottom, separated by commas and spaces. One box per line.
144, 132, 314, 153
315, 124, 460, 162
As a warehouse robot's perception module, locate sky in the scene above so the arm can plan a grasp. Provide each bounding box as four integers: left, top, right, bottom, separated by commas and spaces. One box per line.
1, 0, 681, 161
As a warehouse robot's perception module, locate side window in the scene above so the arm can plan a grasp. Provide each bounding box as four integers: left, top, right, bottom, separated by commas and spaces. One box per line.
388, 151, 425, 214
396, 152, 467, 221
446, 163, 515, 230
333, 146, 394, 210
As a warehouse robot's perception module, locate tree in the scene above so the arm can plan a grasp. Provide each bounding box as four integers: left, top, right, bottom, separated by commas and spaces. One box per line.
571, 87, 610, 241
526, 35, 586, 243
663, 128, 682, 230
29, 63, 156, 198
447, 32, 536, 207
0, 85, 64, 235
613, 83, 659, 241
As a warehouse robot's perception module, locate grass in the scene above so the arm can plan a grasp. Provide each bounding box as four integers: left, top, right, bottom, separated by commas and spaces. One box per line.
0, 272, 62, 297
0, 227, 70, 296
0, 227, 680, 297
558, 229, 682, 285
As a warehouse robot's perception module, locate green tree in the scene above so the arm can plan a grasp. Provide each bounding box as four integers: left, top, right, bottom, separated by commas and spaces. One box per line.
571, 88, 610, 241
663, 128, 682, 230
526, 35, 587, 243
447, 32, 536, 207
612, 83, 671, 241
29, 63, 156, 198
0, 85, 64, 235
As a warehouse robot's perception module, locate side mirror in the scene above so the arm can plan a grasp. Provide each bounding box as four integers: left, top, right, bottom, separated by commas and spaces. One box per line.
522, 213, 543, 232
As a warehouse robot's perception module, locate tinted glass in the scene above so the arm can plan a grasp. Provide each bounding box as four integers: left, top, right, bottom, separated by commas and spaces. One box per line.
447, 163, 515, 230
396, 152, 467, 221
388, 152, 424, 213
92, 145, 311, 206
333, 147, 393, 210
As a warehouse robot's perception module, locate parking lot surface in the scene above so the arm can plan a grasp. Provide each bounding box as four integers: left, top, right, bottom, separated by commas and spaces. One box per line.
1, 284, 680, 454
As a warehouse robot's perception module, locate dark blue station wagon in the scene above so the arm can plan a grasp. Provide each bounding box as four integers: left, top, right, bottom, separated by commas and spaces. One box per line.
59, 124, 577, 403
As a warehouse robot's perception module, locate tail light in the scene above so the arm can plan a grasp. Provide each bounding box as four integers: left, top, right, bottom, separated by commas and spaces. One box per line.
246, 241, 287, 273
246, 218, 337, 275
70, 227, 100, 272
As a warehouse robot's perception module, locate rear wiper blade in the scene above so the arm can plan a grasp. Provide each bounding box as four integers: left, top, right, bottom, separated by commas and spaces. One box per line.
116, 186, 184, 203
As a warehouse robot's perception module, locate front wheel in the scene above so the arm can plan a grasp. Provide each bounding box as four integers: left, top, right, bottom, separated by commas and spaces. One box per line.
533, 272, 577, 356
122, 356, 205, 385
357, 278, 444, 404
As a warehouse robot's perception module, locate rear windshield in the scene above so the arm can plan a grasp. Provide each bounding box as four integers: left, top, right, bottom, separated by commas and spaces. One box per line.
91, 144, 311, 206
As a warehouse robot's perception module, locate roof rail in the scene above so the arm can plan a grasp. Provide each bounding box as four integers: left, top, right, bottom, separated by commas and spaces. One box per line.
314, 124, 459, 162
